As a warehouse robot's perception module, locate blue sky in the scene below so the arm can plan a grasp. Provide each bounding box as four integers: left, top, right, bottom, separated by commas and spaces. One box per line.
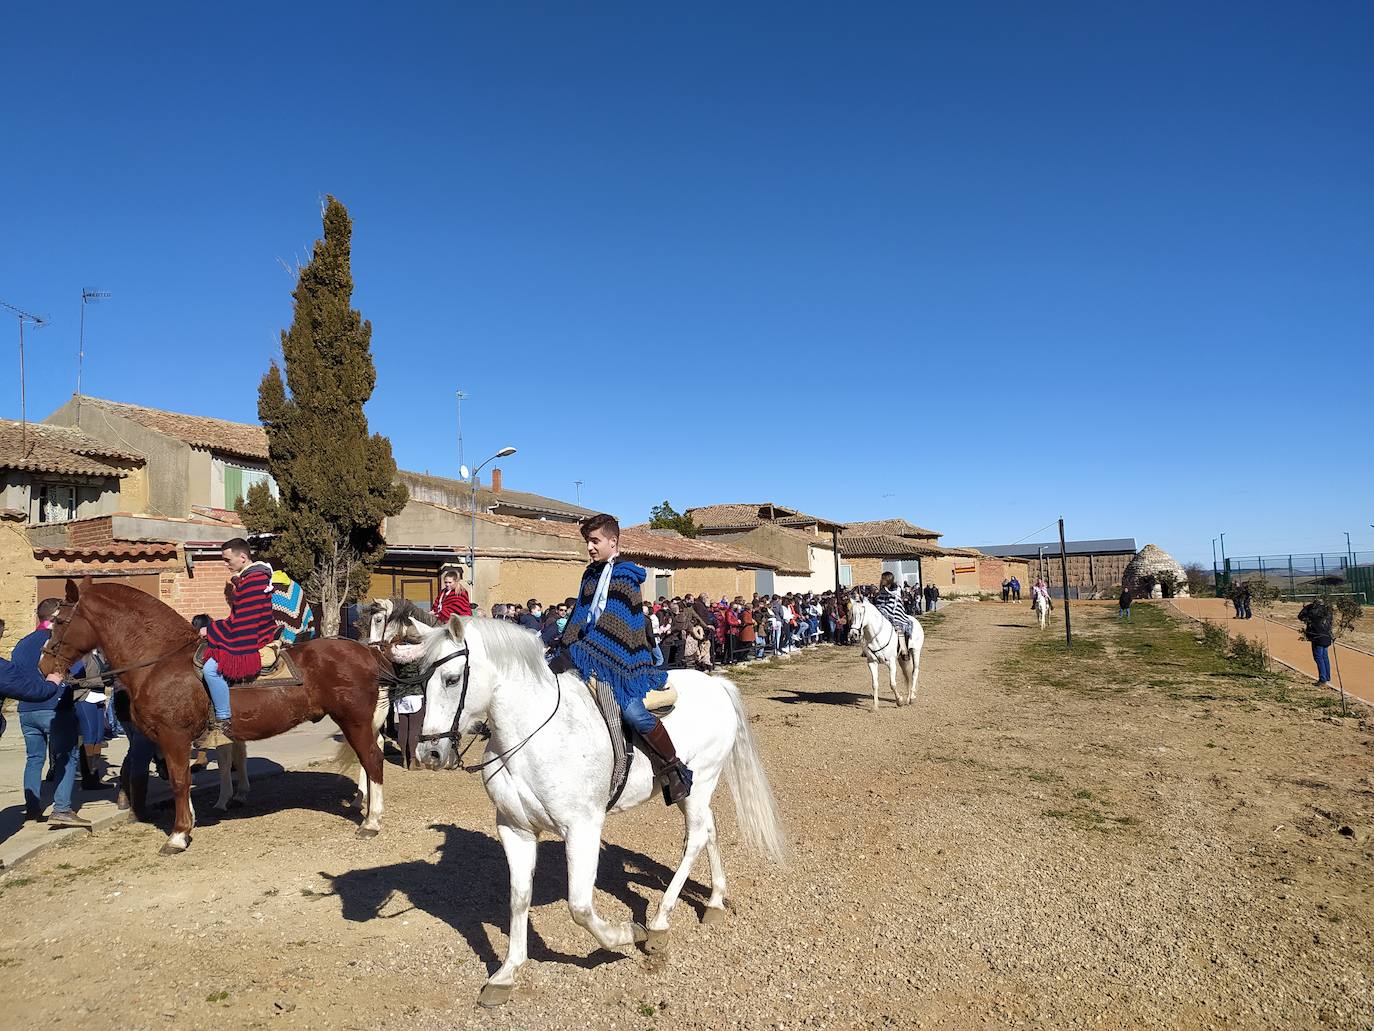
3, 3, 1371, 564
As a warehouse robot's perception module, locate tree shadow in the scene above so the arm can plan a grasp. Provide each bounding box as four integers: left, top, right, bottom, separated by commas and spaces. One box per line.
320, 822, 703, 976
769, 688, 870, 708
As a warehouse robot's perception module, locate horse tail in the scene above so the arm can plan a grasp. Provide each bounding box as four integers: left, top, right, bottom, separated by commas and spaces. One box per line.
330, 682, 391, 776
716, 675, 789, 866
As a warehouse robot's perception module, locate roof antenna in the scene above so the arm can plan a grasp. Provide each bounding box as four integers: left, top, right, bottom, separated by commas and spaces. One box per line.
78, 288, 112, 410
1, 300, 50, 456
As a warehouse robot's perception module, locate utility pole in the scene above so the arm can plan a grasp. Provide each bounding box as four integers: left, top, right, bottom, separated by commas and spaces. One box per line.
574, 480, 583, 506
831, 525, 842, 592
1058, 517, 1073, 648
455, 389, 468, 478
78, 289, 111, 399
2, 300, 49, 453
1346, 531, 1353, 570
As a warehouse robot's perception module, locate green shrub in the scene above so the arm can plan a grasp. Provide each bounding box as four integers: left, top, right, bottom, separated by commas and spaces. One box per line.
1200, 622, 1228, 654
1228, 635, 1269, 672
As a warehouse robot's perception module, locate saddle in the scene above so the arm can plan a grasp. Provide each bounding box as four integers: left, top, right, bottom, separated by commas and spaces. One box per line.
194, 640, 304, 687
585, 678, 678, 811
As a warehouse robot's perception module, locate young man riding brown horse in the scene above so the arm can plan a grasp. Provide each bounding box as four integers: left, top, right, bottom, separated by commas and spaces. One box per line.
199, 538, 277, 739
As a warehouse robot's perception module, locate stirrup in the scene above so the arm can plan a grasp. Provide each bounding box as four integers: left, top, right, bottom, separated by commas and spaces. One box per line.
660, 761, 693, 806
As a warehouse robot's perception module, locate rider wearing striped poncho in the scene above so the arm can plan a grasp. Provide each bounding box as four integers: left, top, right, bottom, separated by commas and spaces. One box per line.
875, 571, 915, 643
550, 513, 693, 804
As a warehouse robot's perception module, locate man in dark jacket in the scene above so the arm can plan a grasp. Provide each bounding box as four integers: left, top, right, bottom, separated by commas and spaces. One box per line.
8, 600, 90, 827
1297, 599, 1335, 686
1119, 587, 1132, 621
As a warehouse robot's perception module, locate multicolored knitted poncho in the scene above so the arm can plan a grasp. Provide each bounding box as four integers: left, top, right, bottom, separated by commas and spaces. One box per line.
271, 577, 316, 645
206, 561, 277, 680
560, 559, 667, 708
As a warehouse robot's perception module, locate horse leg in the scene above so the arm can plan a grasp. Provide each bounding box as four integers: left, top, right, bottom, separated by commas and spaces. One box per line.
479, 820, 537, 1007
648, 794, 713, 936
232, 741, 250, 804
565, 819, 645, 951
213, 743, 233, 811
907, 651, 921, 706
162, 744, 194, 854
888, 656, 902, 707
700, 807, 729, 924
338, 717, 385, 837
868, 659, 881, 712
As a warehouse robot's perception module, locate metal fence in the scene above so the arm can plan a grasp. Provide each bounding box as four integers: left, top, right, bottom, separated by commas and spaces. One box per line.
1215, 551, 1372, 604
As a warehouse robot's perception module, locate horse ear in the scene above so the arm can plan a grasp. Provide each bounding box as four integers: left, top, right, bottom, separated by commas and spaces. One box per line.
409, 616, 445, 640
446, 615, 467, 643
65, 578, 80, 602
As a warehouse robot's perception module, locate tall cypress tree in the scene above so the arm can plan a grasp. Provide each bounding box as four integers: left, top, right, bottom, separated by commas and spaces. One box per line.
239, 196, 408, 635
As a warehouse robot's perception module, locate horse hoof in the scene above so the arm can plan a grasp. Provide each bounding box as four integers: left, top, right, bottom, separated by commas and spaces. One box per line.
159, 842, 187, 856
355, 826, 380, 839
701, 906, 728, 926
641, 928, 669, 954
477, 983, 512, 1008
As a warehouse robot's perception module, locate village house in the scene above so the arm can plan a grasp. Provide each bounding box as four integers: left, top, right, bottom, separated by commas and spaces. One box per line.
683, 503, 847, 594
839, 517, 1032, 596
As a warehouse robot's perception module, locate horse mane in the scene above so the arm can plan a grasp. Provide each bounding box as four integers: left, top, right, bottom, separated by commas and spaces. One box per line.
425, 615, 551, 688
358, 596, 437, 637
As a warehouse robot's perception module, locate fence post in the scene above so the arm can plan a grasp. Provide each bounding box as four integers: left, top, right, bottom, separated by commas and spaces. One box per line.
1289, 556, 1294, 600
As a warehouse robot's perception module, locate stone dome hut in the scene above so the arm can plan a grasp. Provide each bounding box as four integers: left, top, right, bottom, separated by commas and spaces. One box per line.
1122, 544, 1189, 599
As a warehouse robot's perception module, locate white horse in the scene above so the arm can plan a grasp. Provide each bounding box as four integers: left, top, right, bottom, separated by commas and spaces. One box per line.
847, 596, 923, 712
411, 615, 788, 1007
211, 742, 250, 810
1032, 589, 1051, 630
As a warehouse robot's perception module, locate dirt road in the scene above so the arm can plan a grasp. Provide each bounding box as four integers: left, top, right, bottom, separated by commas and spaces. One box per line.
3, 603, 1371, 1030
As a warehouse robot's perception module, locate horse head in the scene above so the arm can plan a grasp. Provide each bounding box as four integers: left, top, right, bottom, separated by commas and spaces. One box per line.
410, 615, 479, 770
846, 596, 868, 643
39, 577, 100, 677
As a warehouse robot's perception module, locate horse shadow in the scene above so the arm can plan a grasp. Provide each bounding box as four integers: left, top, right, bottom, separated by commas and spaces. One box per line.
770, 688, 871, 708
131, 767, 365, 835
321, 822, 698, 975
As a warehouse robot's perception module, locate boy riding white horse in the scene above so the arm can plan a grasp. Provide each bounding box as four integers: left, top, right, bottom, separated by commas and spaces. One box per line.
549, 513, 693, 802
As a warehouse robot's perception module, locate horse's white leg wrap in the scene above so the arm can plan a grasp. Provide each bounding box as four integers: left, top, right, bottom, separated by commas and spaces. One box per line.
487, 822, 538, 991
214, 743, 233, 810
361, 776, 383, 833
649, 797, 712, 932
565, 821, 639, 950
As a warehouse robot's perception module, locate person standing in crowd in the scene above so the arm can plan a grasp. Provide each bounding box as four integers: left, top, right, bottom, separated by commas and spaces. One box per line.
1297, 598, 1335, 687
433, 567, 472, 622
642, 603, 665, 667
1001, 578, 1011, 602
1240, 582, 1254, 620
518, 600, 543, 633
0, 614, 65, 744
271, 569, 317, 644
1118, 586, 1132, 621
738, 599, 757, 660
13, 600, 90, 828
71, 649, 111, 790
1011, 576, 1022, 602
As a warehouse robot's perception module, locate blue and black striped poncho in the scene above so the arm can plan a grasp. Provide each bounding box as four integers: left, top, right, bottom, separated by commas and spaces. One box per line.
559, 559, 667, 708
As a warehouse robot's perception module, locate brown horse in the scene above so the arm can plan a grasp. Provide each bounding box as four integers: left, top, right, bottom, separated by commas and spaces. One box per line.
39, 576, 390, 854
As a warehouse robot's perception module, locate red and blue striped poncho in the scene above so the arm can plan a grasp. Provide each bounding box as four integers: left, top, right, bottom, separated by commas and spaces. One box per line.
206, 561, 278, 680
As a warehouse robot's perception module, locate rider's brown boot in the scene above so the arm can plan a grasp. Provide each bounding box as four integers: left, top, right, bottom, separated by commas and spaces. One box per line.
640, 719, 694, 805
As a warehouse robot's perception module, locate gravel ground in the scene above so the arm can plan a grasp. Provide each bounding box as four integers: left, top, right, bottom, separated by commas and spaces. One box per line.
2, 602, 1371, 1030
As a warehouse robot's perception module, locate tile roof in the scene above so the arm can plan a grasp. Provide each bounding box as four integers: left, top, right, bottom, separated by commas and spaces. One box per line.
474, 513, 779, 568
0, 420, 142, 477
686, 502, 846, 532
397, 470, 596, 521
844, 518, 942, 539
70, 395, 269, 460
838, 535, 948, 559
974, 539, 1137, 558
34, 541, 180, 562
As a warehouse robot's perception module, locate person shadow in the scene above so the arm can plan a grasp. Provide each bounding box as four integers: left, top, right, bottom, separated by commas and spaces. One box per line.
321, 822, 701, 975
770, 688, 870, 708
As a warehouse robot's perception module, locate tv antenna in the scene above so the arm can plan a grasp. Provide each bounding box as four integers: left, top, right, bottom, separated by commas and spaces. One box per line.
455, 389, 468, 478
574, 480, 583, 506
1, 300, 50, 454
78, 289, 111, 399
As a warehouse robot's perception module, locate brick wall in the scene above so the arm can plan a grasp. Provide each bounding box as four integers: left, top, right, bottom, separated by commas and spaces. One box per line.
848, 557, 883, 588
167, 555, 234, 620
64, 516, 114, 547
670, 565, 760, 602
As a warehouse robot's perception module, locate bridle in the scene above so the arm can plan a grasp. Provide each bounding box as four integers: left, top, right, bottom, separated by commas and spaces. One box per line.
850, 597, 896, 656
413, 640, 563, 780
40, 595, 196, 686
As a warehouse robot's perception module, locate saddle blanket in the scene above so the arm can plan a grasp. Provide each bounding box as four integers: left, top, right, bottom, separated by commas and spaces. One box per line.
585, 676, 677, 810
194, 640, 304, 686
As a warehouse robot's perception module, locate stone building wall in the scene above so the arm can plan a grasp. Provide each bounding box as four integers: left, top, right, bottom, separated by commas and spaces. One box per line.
0, 514, 44, 651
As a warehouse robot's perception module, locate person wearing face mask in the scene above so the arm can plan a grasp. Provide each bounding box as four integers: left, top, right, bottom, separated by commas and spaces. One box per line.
518, 599, 543, 633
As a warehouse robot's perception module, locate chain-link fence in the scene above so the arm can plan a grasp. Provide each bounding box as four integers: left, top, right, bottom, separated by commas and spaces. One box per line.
1215, 551, 1372, 604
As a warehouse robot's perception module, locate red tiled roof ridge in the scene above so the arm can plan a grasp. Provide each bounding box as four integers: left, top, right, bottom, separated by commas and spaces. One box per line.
71, 395, 269, 460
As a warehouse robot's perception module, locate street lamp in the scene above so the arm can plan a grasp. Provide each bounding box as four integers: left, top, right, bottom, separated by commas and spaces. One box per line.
463, 446, 518, 584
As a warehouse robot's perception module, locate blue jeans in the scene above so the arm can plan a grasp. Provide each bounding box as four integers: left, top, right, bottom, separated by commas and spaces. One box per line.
1312, 644, 1331, 683
1119, 606, 1131, 620
203, 657, 231, 719
620, 696, 657, 735
651, 644, 664, 668
21, 708, 79, 813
